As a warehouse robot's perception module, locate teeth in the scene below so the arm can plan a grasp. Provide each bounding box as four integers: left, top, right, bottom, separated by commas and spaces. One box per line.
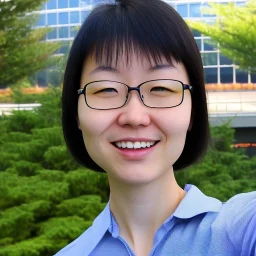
114, 141, 157, 149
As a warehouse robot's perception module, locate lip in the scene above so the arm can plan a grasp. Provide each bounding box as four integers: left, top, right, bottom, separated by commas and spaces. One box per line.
111, 137, 158, 143
111, 140, 159, 160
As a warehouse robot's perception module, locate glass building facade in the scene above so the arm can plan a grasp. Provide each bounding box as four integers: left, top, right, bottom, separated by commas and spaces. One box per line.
35, 0, 255, 85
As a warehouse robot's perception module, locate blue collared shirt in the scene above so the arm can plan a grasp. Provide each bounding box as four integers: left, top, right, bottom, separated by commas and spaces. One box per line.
54, 184, 256, 256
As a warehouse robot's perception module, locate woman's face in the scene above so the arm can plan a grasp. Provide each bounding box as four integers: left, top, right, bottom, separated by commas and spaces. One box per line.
78, 53, 192, 185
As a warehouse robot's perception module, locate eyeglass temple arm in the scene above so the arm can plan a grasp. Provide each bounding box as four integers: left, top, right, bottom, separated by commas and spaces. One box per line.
184, 84, 193, 93
77, 88, 84, 95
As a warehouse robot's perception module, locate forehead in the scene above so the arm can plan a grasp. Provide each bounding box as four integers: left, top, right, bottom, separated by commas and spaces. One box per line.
83, 51, 178, 71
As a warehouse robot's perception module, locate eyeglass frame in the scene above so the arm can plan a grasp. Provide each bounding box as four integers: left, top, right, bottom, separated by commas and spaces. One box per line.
77, 79, 193, 110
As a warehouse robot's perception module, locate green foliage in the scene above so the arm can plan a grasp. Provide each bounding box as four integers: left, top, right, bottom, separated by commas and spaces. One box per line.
0, 88, 108, 254
0, 0, 61, 87
0, 88, 255, 255
176, 125, 256, 201
187, 0, 256, 72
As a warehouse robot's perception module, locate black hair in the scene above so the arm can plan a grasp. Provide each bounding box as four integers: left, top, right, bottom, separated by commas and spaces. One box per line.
62, 0, 210, 172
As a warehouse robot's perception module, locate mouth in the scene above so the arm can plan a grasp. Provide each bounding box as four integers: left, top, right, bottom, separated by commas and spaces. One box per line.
111, 140, 160, 150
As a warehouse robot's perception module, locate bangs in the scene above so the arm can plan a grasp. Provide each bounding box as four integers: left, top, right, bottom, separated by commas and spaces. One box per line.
77, 1, 192, 68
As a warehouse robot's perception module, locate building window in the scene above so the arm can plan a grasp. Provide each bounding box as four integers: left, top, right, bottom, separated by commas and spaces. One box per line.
47, 0, 57, 9
81, 10, 90, 21
189, 4, 201, 18
220, 54, 233, 65
69, 0, 79, 7
195, 39, 201, 51
236, 69, 248, 83
203, 39, 216, 51
220, 67, 233, 83
204, 68, 218, 83
47, 28, 57, 40
70, 11, 80, 24
58, 0, 68, 9
47, 13, 57, 25
201, 52, 217, 66
201, 3, 215, 17
251, 73, 256, 83
80, 0, 91, 5
191, 29, 201, 38
41, 2, 46, 10
70, 26, 78, 37
92, 0, 103, 4
36, 70, 47, 87
59, 27, 69, 38
59, 12, 68, 24
36, 14, 46, 26
58, 42, 70, 54
177, 4, 188, 18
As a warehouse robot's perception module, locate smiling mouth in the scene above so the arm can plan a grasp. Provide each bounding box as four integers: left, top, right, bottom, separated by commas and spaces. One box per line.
112, 141, 160, 150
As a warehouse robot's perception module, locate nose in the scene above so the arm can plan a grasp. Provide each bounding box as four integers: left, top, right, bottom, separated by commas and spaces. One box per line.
117, 91, 151, 128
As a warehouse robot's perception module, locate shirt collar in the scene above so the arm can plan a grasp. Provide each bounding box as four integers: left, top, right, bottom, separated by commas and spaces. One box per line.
79, 184, 223, 255
172, 184, 223, 219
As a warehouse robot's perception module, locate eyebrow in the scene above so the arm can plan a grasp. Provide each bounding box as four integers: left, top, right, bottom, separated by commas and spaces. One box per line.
89, 63, 175, 75
89, 66, 118, 75
148, 63, 176, 71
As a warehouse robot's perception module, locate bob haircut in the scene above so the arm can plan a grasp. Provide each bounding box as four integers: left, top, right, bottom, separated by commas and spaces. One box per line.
62, 0, 210, 172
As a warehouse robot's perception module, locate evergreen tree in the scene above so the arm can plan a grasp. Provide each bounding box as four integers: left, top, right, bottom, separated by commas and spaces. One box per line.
0, 0, 61, 88
0, 89, 255, 255
187, 0, 256, 73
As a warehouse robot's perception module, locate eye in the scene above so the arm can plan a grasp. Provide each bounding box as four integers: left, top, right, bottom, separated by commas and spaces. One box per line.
150, 86, 173, 92
95, 87, 118, 94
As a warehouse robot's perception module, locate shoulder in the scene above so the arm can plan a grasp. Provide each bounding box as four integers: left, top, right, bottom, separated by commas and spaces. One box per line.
222, 190, 256, 223
220, 191, 256, 254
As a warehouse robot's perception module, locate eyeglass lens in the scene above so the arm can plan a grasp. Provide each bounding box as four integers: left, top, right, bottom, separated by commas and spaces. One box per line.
85, 80, 184, 109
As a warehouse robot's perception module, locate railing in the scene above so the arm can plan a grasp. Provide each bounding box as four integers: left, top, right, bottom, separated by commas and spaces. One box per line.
0, 103, 41, 116
207, 91, 256, 114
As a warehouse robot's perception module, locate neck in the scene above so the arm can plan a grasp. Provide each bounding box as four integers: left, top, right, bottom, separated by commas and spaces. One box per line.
108, 169, 186, 254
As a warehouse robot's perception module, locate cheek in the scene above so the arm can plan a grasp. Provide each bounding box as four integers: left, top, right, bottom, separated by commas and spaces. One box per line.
156, 106, 191, 135
77, 100, 116, 146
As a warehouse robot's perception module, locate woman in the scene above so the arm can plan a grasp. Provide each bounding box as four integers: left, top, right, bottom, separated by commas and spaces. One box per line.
55, 0, 256, 255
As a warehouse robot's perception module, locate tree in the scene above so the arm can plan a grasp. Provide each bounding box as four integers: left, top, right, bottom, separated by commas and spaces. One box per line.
187, 0, 256, 73
0, 89, 255, 255
0, 0, 61, 88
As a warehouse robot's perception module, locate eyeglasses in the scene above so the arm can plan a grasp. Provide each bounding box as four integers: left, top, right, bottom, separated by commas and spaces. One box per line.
77, 79, 193, 110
